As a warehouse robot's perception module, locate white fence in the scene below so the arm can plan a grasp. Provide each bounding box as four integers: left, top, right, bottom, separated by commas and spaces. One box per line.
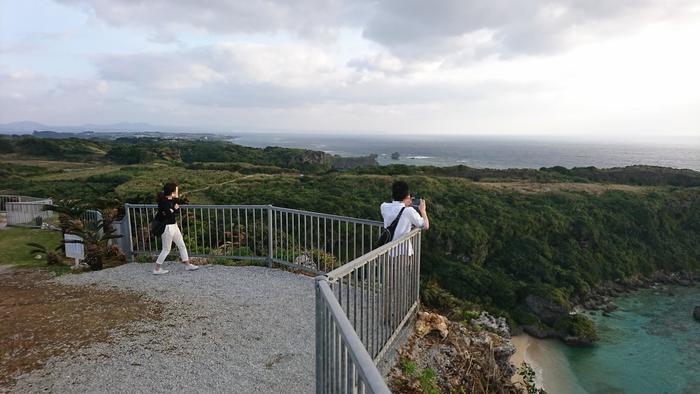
6, 199, 53, 228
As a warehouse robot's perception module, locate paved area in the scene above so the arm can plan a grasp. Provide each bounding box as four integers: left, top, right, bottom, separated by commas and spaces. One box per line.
10, 263, 316, 394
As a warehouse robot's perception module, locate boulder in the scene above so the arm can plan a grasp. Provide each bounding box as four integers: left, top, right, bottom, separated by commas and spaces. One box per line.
415, 312, 449, 338
470, 312, 511, 338
525, 294, 569, 325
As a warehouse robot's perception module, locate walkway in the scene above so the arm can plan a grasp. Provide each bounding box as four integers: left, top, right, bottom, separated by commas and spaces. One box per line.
10, 263, 316, 393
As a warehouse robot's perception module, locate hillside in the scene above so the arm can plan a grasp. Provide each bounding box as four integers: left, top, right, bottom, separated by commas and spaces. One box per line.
1, 135, 699, 343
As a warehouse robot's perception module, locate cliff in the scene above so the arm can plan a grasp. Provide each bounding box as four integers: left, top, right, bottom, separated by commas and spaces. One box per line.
390, 311, 525, 394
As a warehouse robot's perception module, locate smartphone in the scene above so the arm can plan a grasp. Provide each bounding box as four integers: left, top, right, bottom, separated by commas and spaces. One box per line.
411, 197, 421, 210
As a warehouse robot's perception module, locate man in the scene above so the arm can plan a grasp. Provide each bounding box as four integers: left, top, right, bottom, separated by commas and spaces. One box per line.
379, 180, 429, 325
380, 181, 429, 250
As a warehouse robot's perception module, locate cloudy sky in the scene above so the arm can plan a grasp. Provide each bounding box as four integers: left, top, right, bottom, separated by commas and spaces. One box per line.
1, 0, 699, 138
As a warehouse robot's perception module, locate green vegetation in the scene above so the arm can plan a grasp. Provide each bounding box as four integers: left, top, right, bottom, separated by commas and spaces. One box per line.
2, 134, 699, 339
0, 227, 67, 273
518, 363, 546, 394
398, 357, 440, 394
554, 314, 598, 342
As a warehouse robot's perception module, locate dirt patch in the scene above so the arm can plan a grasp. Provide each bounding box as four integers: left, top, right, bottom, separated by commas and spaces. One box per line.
0, 269, 162, 390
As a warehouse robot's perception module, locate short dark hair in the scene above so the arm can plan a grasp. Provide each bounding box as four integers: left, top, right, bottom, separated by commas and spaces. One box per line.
392, 181, 410, 201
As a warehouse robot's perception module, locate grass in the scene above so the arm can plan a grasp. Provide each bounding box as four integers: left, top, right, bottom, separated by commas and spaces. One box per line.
0, 227, 68, 273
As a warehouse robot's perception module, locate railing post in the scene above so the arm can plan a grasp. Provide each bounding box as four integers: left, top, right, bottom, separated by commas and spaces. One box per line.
315, 276, 325, 394
267, 205, 274, 267
124, 203, 134, 262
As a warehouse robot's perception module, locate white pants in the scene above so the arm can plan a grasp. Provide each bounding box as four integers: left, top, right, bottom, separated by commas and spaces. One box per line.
156, 224, 189, 264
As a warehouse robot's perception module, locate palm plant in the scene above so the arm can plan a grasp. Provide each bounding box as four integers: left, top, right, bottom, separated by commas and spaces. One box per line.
26, 242, 63, 266
45, 199, 123, 270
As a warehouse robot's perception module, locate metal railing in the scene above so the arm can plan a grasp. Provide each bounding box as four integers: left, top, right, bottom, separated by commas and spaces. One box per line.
124, 203, 420, 393
0, 194, 49, 212
6, 199, 54, 227
124, 204, 382, 274
315, 229, 421, 393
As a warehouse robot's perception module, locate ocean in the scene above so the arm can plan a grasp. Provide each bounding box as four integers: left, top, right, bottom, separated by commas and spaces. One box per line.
234, 132, 700, 393
523, 285, 700, 394
231, 133, 700, 171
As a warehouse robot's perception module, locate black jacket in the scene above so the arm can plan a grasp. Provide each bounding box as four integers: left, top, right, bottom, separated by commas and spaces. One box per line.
157, 198, 181, 224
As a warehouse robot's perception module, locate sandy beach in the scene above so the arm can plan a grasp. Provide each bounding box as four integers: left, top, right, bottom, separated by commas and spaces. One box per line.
510, 334, 587, 394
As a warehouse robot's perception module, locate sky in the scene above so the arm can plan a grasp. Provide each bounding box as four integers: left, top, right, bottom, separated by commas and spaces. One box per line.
0, 0, 699, 139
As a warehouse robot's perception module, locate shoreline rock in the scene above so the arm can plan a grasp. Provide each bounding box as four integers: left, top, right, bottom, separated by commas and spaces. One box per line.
572, 270, 698, 313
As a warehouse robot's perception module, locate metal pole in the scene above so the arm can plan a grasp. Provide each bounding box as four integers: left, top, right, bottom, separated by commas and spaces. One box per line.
267, 205, 274, 267
125, 203, 134, 262
315, 277, 326, 394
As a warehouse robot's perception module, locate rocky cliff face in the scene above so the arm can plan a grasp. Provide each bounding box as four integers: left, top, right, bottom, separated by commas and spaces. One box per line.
390, 311, 522, 394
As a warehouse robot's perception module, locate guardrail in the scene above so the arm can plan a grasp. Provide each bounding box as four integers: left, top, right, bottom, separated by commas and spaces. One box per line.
124, 204, 382, 274
316, 229, 421, 393
6, 199, 54, 227
124, 203, 420, 393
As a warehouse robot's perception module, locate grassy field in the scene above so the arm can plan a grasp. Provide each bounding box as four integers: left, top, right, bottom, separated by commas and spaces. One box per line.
0, 227, 67, 273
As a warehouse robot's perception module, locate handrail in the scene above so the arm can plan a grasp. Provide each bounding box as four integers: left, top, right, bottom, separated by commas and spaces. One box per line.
316, 278, 391, 394
125, 204, 382, 226
273, 206, 382, 227
325, 228, 421, 281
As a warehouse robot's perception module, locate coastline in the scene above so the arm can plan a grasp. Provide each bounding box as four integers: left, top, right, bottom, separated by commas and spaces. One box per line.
510, 334, 587, 394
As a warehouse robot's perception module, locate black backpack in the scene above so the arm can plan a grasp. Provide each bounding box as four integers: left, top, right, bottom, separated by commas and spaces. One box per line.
377, 207, 406, 247
150, 215, 166, 237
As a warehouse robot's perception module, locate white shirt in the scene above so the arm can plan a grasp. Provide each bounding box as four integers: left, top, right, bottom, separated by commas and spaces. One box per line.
380, 201, 425, 256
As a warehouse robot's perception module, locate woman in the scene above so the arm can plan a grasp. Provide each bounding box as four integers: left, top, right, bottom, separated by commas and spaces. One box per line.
153, 182, 199, 275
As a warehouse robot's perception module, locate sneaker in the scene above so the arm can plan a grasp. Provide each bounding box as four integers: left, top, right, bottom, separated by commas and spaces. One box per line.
153, 268, 170, 275
185, 263, 199, 271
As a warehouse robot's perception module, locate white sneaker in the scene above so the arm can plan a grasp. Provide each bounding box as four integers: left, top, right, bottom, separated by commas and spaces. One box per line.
153, 268, 170, 275
185, 263, 199, 271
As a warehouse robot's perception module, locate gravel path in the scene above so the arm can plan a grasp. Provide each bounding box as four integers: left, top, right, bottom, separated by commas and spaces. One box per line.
11, 263, 316, 394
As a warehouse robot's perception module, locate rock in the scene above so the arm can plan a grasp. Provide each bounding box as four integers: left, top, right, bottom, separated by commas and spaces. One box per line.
525, 294, 569, 325
492, 340, 517, 376
470, 312, 511, 338
563, 335, 596, 347
602, 304, 618, 313
522, 324, 556, 339
415, 312, 449, 338
293, 253, 315, 269
694, 306, 700, 322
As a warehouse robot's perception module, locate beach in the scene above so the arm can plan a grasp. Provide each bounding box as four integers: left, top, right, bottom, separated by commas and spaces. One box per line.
510, 334, 587, 394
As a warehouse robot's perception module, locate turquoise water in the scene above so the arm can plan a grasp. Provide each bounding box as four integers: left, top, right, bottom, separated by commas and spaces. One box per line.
556, 285, 700, 394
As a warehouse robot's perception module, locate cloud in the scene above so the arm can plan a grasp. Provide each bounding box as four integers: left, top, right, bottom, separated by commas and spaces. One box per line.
361, 0, 695, 59
92, 42, 539, 109
56, 0, 362, 39
56, 0, 696, 61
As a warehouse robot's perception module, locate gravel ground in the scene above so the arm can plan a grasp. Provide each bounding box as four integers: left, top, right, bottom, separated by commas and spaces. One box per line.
10, 263, 316, 394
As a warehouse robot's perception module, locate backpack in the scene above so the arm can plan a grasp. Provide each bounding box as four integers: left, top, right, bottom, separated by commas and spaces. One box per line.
377, 207, 406, 247
150, 215, 166, 237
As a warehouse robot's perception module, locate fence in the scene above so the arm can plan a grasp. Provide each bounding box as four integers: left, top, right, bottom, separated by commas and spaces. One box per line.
124, 204, 383, 274
124, 203, 421, 393
5, 199, 54, 228
0, 194, 49, 212
315, 229, 421, 393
